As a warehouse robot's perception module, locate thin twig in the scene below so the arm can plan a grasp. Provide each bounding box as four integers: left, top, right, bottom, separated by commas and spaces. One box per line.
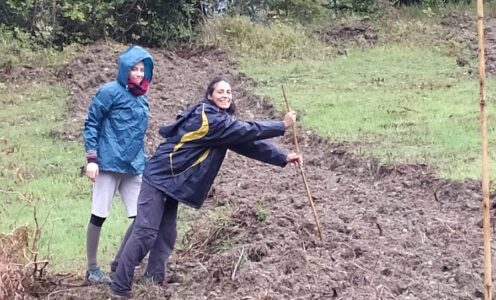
196, 260, 209, 273
397, 105, 420, 113
231, 247, 245, 280
432, 217, 456, 234
351, 262, 373, 274
47, 288, 84, 300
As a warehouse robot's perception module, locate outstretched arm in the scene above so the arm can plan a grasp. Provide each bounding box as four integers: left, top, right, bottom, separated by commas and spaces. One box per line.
202, 106, 297, 146
229, 140, 301, 167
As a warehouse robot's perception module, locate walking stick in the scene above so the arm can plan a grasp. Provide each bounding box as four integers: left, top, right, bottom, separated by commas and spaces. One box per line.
476, 0, 492, 298
282, 85, 323, 241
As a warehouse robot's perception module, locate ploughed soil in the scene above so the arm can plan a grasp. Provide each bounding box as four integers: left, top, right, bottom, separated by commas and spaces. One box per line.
2, 13, 496, 300
441, 12, 496, 75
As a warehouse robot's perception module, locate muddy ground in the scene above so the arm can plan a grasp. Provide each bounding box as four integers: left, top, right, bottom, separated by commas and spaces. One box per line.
441, 12, 496, 75
3, 13, 496, 300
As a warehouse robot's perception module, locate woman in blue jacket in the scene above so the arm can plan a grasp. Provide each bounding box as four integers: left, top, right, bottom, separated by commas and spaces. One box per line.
83, 45, 153, 284
111, 76, 300, 297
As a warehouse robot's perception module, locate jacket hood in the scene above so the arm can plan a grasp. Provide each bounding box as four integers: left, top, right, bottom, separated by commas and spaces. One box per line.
117, 45, 154, 87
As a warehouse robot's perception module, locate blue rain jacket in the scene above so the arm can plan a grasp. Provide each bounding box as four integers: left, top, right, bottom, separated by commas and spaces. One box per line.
83, 45, 154, 174
143, 99, 289, 209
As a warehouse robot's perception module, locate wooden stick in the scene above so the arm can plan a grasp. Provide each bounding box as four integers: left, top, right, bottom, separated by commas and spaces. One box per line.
476, 0, 492, 298
282, 85, 323, 241
231, 247, 245, 280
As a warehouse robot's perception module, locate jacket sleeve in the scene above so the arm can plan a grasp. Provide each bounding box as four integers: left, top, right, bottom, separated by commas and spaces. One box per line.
202, 106, 286, 146
228, 140, 288, 167
83, 88, 113, 162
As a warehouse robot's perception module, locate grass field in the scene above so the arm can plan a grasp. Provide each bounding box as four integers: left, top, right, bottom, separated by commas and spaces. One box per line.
239, 45, 496, 180
0, 83, 132, 271
1, 8, 495, 273
0, 82, 199, 271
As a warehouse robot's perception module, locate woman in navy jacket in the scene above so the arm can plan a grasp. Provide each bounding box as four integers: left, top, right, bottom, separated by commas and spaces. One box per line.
111, 76, 301, 297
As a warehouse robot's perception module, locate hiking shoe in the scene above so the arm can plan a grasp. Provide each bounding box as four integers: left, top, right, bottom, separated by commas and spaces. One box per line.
86, 266, 112, 284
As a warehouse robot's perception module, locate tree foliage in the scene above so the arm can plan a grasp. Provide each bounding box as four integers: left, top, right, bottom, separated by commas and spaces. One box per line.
227, 0, 327, 23
0, 0, 201, 47
0, 0, 474, 47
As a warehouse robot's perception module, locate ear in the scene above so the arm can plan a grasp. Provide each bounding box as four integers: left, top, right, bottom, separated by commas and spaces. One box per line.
207, 94, 213, 100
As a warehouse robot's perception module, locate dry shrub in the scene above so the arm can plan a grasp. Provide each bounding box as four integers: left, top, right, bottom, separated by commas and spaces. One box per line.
180, 206, 242, 261
0, 225, 35, 300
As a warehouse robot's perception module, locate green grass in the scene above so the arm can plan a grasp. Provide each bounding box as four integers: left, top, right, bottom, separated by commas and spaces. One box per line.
0, 82, 195, 272
197, 9, 489, 179
239, 45, 495, 180
0, 83, 134, 272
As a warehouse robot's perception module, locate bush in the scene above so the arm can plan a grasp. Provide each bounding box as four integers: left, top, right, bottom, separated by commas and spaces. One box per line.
0, 25, 76, 69
229, 0, 329, 23
266, 0, 328, 23
0, 0, 202, 47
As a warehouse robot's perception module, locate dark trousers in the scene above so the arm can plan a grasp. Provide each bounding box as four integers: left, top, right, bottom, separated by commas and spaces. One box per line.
111, 181, 178, 294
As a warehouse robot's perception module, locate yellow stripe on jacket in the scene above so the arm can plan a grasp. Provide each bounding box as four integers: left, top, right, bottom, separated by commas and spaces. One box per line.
169, 104, 210, 175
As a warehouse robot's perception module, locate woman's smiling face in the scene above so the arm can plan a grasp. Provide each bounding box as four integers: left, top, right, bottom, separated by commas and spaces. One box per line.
208, 80, 232, 110
129, 61, 145, 85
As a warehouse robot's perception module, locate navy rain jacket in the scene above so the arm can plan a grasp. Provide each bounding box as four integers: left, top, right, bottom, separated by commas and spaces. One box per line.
143, 99, 289, 208
83, 45, 154, 174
